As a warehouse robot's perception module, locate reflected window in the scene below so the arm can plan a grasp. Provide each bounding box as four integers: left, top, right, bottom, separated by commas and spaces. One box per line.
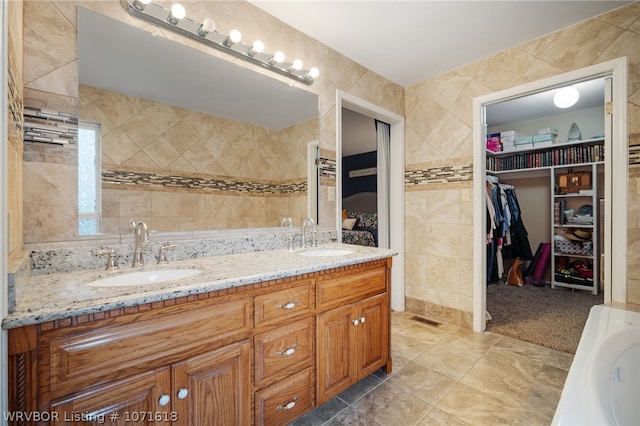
78, 120, 101, 235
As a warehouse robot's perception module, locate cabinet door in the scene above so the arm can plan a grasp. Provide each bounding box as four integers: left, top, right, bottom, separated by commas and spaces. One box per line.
316, 305, 357, 404
50, 368, 171, 425
356, 293, 389, 379
172, 340, 251, 426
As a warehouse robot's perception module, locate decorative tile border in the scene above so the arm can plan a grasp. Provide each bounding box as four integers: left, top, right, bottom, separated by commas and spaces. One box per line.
23, 106, 78, 145
319, 157, 336, 179
103, 169, 307, 195
7, 44, 23, 140
405, 163, 473, 186
630, 143, 640, 166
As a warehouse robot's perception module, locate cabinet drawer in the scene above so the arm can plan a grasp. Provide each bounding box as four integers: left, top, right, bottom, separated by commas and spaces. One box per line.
254, 281, 314, 327
46, 298, 251, 396
255, 368, 313, 426
317, 265, 386, 309
254, 317, 313, 387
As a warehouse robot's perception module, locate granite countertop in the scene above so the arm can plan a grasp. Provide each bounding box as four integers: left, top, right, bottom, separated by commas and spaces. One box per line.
2, 243, 396, 330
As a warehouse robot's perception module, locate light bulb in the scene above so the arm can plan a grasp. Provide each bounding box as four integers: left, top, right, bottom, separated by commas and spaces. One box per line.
168, 3, 185, 24
247, 40, 264, 56
291, 59, 303, 71
224, 29, 242, 46
307, 67, 320, 79
133, 0, 152, 11
198, 18, 215, 36
270, 51, 285, 64
230, 29, 242, 42
554, 86, 580, 108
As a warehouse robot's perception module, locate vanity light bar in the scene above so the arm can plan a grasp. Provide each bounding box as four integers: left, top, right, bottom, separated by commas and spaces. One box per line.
123, 0, 318, 85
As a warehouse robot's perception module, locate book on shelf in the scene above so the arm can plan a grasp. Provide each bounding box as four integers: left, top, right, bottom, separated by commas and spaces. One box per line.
486, 142, 604, 172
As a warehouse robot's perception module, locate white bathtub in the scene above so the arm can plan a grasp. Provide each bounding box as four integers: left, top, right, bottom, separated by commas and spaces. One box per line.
553, 305, 640, 426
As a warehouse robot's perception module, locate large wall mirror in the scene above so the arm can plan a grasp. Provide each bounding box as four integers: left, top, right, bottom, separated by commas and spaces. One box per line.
77, 7, 319, 236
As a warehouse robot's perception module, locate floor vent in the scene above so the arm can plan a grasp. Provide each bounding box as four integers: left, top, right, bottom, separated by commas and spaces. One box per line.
410, 316, 441, 327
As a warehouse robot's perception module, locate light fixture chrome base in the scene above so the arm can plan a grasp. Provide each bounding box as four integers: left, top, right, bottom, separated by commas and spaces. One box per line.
122, 0, 316, 85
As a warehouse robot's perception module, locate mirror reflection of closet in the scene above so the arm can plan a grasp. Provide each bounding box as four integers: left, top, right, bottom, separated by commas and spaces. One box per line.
484, 76, 607, 345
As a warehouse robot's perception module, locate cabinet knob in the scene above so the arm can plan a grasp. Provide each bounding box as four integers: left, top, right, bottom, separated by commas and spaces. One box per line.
158, 394, 170, 406
360, 316, 366, 323
177, 388, 189, 399
275, 344, 298, 356
276, 396, 298, 411
276, 301, 298, 310
352, 319, 359, 326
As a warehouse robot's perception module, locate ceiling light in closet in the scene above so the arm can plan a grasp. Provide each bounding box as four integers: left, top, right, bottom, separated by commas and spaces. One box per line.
554, 86, 580, 108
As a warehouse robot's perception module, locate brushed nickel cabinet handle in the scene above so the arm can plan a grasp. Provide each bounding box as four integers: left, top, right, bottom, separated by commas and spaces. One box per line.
276, 397, 298, 411
276, 301, 298, 310
275, 344, 298, 356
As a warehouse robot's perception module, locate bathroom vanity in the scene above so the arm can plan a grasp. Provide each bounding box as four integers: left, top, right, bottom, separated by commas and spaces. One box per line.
4, 244, 394, 425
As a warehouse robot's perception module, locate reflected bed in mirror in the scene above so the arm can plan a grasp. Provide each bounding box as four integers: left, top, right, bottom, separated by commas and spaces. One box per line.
77, 7, 319, 236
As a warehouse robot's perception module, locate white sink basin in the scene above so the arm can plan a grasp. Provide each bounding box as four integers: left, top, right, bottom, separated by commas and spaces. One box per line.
298, 248, 353, 257
87, 268, 202, 287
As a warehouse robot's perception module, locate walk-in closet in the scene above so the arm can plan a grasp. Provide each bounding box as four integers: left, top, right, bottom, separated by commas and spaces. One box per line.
483, 77, 607, 353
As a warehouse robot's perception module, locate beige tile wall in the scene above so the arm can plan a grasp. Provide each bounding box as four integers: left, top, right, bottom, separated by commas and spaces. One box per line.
80, 85, 314, 233
404, 2, 640, 324
7, 0, 24, 259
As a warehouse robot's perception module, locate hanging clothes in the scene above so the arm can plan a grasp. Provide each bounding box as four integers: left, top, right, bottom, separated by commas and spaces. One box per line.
486, 180, 533, 284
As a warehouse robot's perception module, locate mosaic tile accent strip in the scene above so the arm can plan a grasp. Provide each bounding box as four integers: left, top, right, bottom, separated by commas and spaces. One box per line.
320, 157, 336, 179
103, 169, 307, 195
405, 163, 473, 186
7, 46, 23, 140
630, 144, 640, 166
23, 106, 78, 146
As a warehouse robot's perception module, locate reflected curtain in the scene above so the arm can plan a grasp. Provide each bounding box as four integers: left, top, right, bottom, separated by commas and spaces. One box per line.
375, 120, 390, 248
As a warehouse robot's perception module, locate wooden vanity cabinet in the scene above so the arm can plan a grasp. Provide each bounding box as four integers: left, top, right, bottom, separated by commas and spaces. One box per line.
7, 258, 392, 425
315, 262, 391, 405
316, 293, 388, 404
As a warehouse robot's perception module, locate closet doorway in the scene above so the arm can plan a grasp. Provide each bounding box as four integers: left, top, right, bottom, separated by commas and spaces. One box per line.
472, 58, 629, 343
336, 91, 405, 311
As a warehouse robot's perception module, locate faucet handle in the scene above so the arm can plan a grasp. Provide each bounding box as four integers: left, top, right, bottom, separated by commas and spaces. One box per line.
285, 234, 295, 250
93, 249, 119, 270
157, 243, 177, 264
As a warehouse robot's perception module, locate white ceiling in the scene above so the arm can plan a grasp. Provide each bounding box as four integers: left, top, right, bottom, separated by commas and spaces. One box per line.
249, 1, 630, 87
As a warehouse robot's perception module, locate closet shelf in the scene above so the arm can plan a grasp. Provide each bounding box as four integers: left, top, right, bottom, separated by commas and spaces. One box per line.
486, 137, 604, 157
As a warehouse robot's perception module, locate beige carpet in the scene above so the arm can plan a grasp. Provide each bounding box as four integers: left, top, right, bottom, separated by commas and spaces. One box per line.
486, 282, 603, 354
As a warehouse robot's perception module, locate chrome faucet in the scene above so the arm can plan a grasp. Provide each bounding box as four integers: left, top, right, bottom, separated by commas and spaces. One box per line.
301, 217, 317, 248
281, 217, 295, 250
129, 219, 149, 267
280, 217, 294, 227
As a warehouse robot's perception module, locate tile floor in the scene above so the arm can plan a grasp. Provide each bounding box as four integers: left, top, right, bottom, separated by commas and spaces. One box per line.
292, 311, 574, 425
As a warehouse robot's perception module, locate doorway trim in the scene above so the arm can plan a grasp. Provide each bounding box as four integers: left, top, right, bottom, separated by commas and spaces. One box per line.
336, 91, 405, 312
1, 0, 9, 416
307, 140, 319, 223
472, 57, 628, 332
